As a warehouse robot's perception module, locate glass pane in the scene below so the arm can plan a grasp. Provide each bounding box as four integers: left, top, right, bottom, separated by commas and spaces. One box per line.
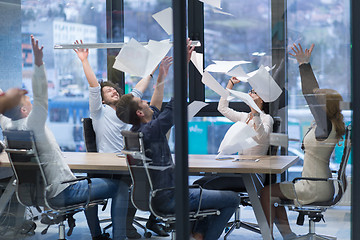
21, 0, 107, 151
123, 0, 174, 101
204, 0, 271, 101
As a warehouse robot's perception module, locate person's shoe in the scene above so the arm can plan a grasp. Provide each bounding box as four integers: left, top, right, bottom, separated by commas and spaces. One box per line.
146, 220, 169, 237
126, 226, 141, 239
92, 233, 112, 240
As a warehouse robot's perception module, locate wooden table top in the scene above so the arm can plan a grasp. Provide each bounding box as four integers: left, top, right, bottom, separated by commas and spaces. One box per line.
0, 152, 299, 174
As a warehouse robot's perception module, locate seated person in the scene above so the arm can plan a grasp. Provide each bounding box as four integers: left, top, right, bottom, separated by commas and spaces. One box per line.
0, 35, 128, 240
115, 54, 240, 240
195, 77, 273, 191
260, 43, 346, 240
0, 88, 28, 115
74, 41, 170, 238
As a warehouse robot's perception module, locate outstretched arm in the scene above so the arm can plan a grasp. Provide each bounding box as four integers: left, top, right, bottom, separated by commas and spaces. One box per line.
74, 40, 99, 88
150, 56, 173, 110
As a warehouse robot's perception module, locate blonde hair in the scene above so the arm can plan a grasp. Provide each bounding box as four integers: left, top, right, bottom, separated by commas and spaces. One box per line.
315, 88, 345, 140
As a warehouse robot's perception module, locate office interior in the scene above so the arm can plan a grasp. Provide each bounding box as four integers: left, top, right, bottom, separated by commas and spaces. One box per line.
0, 0, 359, 239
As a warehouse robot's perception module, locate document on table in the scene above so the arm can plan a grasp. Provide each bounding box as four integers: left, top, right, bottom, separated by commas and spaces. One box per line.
113, 38, 172, 78
217, 121, 258, 157
188, 101, 208, 121
201, 71, 230, 99
247, 65, 282, 102
227, 89, 262, 113
152, 7, 173, 35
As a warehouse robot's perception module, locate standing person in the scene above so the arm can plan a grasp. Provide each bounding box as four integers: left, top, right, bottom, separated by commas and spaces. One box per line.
194, 77, 273, 191
260, 43, 345, 239
115, 46, 240, 240
0, 35, 129, 240
74, 41, 172, 238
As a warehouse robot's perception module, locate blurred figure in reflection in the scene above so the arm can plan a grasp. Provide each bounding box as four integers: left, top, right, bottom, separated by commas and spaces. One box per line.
194, 77, 273, 191
260, 43, 345, 239
0, 35, 129, 240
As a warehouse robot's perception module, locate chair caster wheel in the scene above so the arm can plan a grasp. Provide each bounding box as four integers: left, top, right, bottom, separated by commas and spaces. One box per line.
144, 232, 152, 238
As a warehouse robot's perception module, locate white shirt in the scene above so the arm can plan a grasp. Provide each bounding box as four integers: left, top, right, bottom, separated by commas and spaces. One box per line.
0, 65, 76, 198
89, 86, 142, 153
218, 97, 273, 155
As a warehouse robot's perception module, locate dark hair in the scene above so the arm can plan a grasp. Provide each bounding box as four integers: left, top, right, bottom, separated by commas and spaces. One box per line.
263, 102, 270, 114
115, 94, 141, 125
99, 81, 123, 100
3, 105, 22, 120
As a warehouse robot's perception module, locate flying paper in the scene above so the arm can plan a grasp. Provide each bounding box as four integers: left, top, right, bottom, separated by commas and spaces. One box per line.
212, 8, 233, 16
152, 7, 173, 35
205, 60, 250, 73
217, 121, 258, 156
247, 65, 282, 102
227, 89, 262, 113
188, 101, 208, 121
190, 51, 203, 75
236, 65, 276, 82
113, 38, 172, 78
198, 0, 222, 9
201, 71, 229, 99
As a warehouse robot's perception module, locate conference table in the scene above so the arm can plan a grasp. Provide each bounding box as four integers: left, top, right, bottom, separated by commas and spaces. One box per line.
0, 152, 299, 240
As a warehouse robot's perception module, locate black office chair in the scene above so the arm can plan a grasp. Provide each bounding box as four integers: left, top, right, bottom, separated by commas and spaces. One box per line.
278, 124, 352, 240
223, 117, 283, 239
81, 118, 150, 237
121, 130, 220, 240
3, 130, 103, 240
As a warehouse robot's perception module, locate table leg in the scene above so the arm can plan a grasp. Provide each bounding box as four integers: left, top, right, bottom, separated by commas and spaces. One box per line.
0, 176, 16, 216
243, 173, 272, 240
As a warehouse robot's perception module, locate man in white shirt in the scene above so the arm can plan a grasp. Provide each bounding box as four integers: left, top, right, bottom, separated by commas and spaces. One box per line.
1, 35, 129, 240
74, 42, 172, 238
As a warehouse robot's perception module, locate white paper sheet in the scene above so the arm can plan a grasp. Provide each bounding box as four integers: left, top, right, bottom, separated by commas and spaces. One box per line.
205, 60, 250, 73
212, 8, 233, 16
247, 65, 282, 102
237, 65, 276, 82
152, 7, 173, 35
217, 121, 258, 156
188, 101, 208, 121
227, 89, 262, 113
226, 64, 248, 78
198, 0, 222, 9
113, 38, 172, 78
201, 71, 230, 99
190, 51, 203, 75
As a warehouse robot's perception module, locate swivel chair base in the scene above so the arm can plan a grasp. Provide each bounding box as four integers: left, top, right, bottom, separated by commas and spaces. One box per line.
294, 234, 336, 240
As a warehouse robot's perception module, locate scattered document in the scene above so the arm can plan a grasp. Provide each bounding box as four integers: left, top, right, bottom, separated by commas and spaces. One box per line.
236, 65, 276, 82
217, 121, 258, 156
113, 38, 172, 78
190, 51, 203, 75
227, 89, 262, 113
205, 60, 250, 73
201, 71, 229, 99
226, 64, 248, 79
188, 101, 208, 121
152, 7, 173, 35
198, 0, 222, 9
247, 65, 282, 102
212, 8, 233, 16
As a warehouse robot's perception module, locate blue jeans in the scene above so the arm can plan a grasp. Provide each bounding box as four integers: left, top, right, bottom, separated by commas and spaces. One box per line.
154, 188, 240, 240
49, 178, 129, 240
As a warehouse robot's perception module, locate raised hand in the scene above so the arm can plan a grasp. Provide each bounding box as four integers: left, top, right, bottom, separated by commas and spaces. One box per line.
187, 38, 195, 63
289, 43, 315, 65
159, 56, 173, 78
31, 35, 44, 67
73, 40, 89, 62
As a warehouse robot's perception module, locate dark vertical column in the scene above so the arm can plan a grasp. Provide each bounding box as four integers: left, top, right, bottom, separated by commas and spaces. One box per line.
351, 0, 360, 239
106, 0, 125, 90
173, 0, 189, 239
271, 0, 288, 181
188, 0, 204, 102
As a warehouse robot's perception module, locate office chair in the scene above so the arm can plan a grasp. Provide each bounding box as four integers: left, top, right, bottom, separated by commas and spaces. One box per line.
121, 130, 221, 240
3, 130, 103, 240
278, 124, 352, 240
223, 117, 283, 239
82, 118, 149, 237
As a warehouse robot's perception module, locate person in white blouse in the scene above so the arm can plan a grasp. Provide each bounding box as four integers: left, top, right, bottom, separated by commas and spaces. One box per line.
194, 77, 273, 192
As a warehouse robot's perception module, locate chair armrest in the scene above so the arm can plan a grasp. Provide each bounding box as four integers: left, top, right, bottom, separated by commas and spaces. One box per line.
292, 177, 329, 183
